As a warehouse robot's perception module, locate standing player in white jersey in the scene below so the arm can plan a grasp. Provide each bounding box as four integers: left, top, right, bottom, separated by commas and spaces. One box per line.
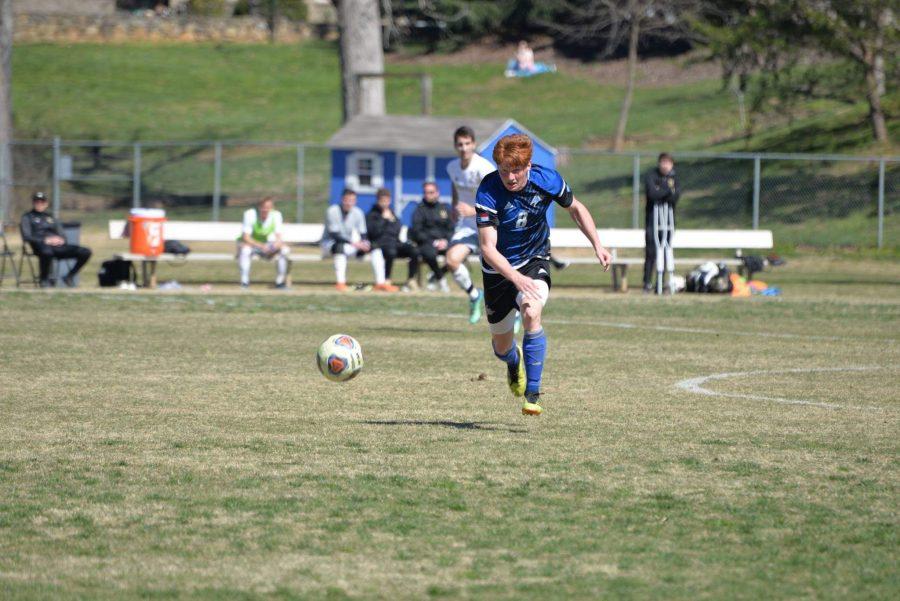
445, 126, 497, 324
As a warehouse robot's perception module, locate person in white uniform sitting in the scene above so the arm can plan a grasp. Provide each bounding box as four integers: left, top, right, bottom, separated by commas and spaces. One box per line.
322, 188, 377, 292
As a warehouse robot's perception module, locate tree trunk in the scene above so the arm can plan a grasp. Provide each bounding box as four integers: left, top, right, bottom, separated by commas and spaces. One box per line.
381, 0, 396, 51
862, 6, 889, 144
267, 0, 277, 43
612, 15, 639, 152
336, 0, 385, 123
864, 48, 888, 144
0, 0, 12, 224
729, 73, 748, 133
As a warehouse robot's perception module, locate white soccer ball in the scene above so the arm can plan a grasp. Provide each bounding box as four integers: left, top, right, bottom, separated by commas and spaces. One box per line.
316, 334, 364, 382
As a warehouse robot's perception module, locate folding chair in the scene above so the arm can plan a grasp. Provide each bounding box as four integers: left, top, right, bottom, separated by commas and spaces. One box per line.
17, 230, 72, 288
0, 228, 20, 287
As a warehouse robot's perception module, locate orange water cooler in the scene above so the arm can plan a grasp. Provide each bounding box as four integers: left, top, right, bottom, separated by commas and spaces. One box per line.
128, 208, 166, 256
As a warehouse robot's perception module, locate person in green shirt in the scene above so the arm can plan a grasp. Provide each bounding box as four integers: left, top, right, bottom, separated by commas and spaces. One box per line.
238, 197, 290, 289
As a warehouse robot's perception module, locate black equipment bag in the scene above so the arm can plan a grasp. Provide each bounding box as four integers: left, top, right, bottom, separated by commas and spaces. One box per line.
98, 259, 135, 287
164, 240, 190, 255
686, 262, 732, 293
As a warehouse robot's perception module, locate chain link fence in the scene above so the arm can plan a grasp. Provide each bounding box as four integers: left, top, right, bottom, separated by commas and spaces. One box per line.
560, 149, 897, 249
2, 138, 897, 250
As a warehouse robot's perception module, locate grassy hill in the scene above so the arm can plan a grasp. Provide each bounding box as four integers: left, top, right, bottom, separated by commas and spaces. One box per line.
13, 41, 897, 152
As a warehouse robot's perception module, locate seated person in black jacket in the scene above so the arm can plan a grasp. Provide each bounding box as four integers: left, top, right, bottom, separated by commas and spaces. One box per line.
20, 192, 92, 287
409, 181, 454, 289
366, 187, 419, 292
643, 153, 680, 292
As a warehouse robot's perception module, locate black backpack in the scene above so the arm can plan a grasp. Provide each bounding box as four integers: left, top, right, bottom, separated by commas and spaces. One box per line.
98, 259, 135, 287
164, 240, 190, 255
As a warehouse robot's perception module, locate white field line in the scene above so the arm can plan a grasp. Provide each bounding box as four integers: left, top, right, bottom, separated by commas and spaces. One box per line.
675, 366, 892, 410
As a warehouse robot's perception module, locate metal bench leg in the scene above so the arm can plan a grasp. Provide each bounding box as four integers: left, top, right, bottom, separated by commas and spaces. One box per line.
18, 249, 37, 287
610, 264, 629, 293
140, 261, 160, 288
0, 251, 15, 287
15, 250, 22, 287
11, 251, 20, 286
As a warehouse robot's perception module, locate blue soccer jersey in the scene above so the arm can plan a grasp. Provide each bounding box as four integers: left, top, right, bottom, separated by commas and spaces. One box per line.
475, 163, 573, 272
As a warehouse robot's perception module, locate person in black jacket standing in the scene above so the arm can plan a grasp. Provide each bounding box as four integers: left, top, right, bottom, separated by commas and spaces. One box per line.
20, 192, 92, 287
643, 153, 680, 292
409, 181, 454, 289
366, 187, 419, 291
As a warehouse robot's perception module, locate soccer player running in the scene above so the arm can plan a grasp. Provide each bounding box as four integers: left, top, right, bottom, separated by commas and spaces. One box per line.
445, 126, 496, 324
475, 134, 612, 416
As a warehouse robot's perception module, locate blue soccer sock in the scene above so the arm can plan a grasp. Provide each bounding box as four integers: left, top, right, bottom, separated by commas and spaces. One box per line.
493, 342, 519, 367
523, 328, 547, 395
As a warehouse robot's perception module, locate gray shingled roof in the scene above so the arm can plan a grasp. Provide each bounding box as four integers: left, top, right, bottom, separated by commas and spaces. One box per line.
327, 115, 531, 154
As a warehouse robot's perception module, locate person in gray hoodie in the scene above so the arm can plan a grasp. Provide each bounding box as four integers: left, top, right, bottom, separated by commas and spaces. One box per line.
322, 188, 374, 291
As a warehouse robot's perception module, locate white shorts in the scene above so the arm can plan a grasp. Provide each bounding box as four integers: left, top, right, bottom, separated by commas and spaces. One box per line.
321, 240, 356, 258
449, 227, 479, 253
238, 242, 289, 260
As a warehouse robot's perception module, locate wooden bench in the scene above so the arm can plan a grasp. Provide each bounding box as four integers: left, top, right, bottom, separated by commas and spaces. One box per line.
108, 220, 773, 290
108, 219, 481, 288
550, 228, 774, 291
108, 220, 328, 287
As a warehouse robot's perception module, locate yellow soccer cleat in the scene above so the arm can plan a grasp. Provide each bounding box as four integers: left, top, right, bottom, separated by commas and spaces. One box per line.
507, 345, 526, 397
521, 392, 542, 416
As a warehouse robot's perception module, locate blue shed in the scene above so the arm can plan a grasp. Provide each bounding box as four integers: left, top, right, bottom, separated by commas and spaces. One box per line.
326, 115, 559, 226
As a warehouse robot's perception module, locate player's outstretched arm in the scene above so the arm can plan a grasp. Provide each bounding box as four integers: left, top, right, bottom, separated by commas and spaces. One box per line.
451, 185, 476, 218
567, 198, 611, 271
478, 226, 543, 299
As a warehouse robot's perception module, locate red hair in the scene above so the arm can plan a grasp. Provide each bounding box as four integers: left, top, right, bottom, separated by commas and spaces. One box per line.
493, 134, 533, 169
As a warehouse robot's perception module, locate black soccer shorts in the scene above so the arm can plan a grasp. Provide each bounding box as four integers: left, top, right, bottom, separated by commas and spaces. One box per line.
483, 257, 552, 324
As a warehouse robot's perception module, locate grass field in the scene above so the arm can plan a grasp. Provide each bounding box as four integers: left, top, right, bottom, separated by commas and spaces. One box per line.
1, 260, 898, 599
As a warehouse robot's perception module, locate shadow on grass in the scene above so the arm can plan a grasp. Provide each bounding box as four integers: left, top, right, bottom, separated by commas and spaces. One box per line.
748, 116, 884, 155
358, 325, 461, 335
362, 420, 526, 433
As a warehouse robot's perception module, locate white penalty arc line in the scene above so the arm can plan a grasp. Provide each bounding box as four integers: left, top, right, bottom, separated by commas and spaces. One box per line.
675, 366, 891, 410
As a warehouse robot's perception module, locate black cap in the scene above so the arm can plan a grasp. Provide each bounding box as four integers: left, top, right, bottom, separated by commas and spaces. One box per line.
32, 192, 47, 202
